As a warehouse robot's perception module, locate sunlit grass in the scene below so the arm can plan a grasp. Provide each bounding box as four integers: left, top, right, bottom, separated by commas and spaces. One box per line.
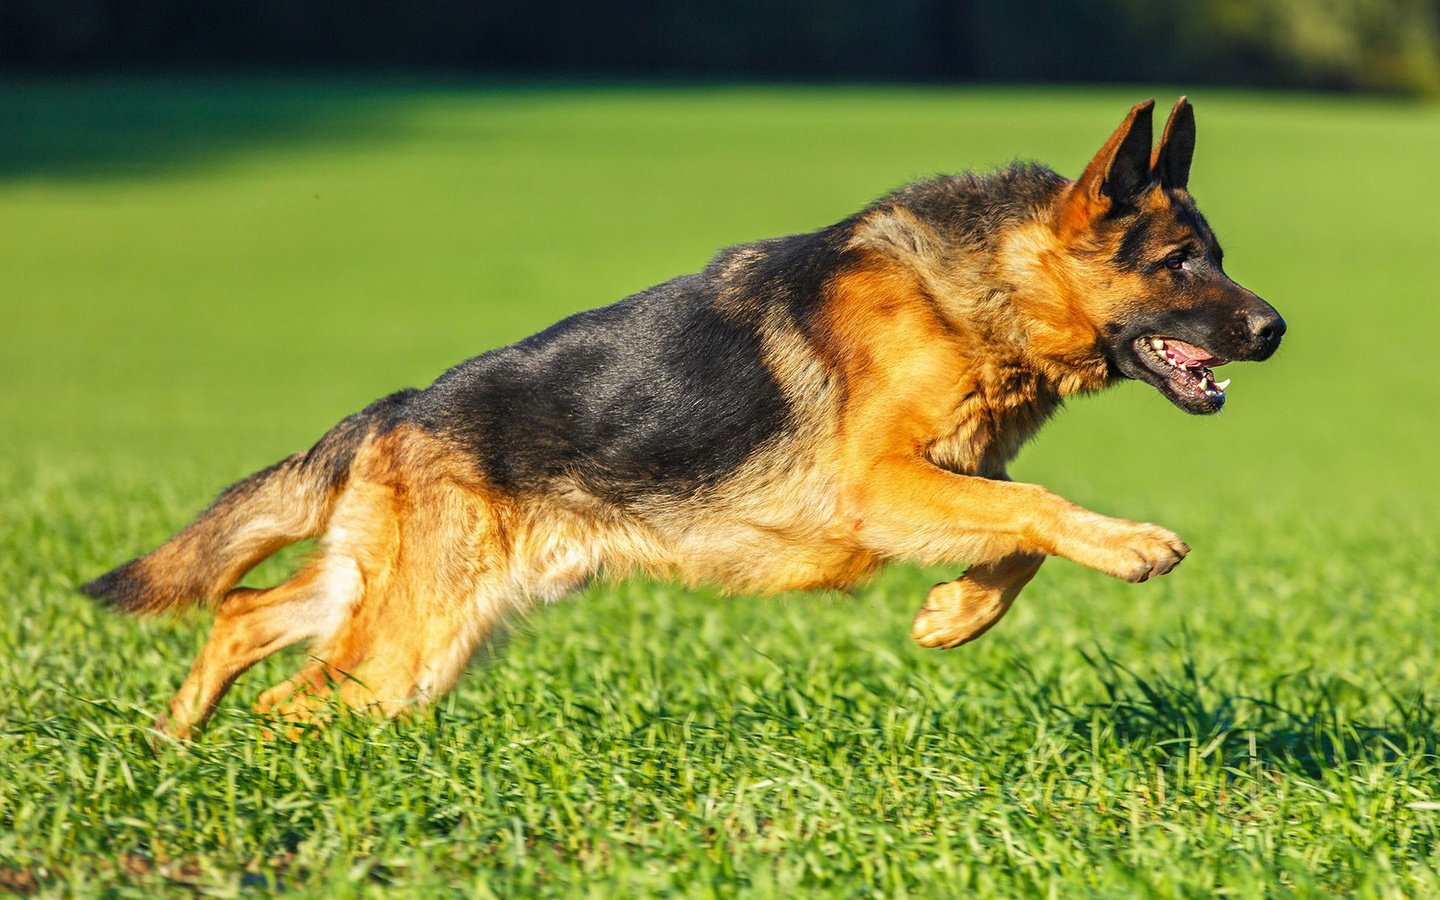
2, 78, 1438, 894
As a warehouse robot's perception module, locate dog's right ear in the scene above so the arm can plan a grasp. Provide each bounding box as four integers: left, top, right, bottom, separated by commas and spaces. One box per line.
1060, 99, 1155, 231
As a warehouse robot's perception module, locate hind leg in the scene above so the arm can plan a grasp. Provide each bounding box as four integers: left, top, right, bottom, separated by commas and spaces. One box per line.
910, 552, 1044, 649
252, 435, 530, 734
253, 583, 516, 735
159, 560, 355, 739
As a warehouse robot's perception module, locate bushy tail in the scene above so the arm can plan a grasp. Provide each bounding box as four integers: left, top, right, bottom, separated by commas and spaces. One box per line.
81, 390, 414, 614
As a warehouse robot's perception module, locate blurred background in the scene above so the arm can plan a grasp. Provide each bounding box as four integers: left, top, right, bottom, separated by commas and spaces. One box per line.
2, 0, 1438, 509
4, 0, 1440, 93
3, 0, 1438, 495
3, 6, 1440, 892
2, 0, 1438, 521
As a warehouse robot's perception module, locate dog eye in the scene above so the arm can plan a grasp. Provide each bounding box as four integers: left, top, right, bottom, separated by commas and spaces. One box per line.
1164, 254, 1186, 271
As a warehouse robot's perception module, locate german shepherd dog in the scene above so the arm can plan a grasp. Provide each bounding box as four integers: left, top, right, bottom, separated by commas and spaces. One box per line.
84, 98, 1285, 739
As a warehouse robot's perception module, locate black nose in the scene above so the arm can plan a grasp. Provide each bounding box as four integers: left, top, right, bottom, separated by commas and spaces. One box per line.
1247, 309, 1286, 354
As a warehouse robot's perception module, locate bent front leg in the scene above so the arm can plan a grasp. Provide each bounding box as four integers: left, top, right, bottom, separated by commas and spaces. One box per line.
855, 456, 1189, 581
911, 551, 1044, 649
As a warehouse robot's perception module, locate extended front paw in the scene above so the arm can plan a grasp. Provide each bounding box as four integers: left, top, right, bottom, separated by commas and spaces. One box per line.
1061, 517, 1189, 583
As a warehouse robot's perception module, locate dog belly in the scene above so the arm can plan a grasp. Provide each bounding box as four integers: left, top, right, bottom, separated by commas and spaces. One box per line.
666, 528, 882, 595
750, 546, 883, 593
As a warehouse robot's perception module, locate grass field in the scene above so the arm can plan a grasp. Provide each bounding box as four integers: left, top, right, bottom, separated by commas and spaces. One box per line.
2, 77, 1439, 895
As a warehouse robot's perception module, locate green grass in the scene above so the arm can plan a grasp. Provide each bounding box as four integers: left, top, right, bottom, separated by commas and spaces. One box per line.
3, 77, 1440, 896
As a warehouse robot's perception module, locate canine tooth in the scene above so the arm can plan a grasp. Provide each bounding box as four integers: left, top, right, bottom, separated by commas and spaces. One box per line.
1215, 378, 1231, 391
1151, 338, 1165, 350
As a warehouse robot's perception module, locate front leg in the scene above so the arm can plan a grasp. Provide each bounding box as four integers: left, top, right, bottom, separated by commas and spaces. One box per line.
855, 456, 1189, 581
910, 552, 1044, 649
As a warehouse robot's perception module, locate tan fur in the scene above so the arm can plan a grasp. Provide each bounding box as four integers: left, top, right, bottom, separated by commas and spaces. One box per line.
115, 456, 341, 615
151, 101, 1212, 738
805, 256, 1184, 581
911, 552, 1045, 649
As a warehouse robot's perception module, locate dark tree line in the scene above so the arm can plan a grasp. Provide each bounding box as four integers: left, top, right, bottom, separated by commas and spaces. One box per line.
3, 0, 1437, 94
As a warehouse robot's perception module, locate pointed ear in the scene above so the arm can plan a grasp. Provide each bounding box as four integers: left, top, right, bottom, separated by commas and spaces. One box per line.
1078, 99, 1155, 207
1151, 96, 1195, 190
1059, 100, 1155, 232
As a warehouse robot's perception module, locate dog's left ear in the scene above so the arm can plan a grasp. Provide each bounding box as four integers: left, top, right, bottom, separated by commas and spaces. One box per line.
1151, 97, 1195, 190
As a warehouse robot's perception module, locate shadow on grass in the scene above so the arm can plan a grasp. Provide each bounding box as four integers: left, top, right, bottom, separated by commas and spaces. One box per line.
0, 75, 457, 181
1067, 641, 1440, 777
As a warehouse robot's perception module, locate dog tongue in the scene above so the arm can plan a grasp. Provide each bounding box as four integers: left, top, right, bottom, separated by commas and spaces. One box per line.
1165, 339, 1227, 367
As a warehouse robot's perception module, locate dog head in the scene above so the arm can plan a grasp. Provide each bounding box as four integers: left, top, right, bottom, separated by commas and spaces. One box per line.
1050, 98, 1285, 414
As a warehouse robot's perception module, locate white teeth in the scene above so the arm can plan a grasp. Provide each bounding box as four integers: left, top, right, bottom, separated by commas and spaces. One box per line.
1215, 378, 1231, 391
1151, 338, 1165, 350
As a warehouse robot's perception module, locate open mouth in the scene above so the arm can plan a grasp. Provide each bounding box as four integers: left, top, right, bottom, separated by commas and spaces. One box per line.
1133, 336, 1231, 412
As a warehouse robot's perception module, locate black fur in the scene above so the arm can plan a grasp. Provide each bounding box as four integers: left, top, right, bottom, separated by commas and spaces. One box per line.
87, 159, 1221, 606
705, 226, 852, 332
412, 274, 791, 503
1109, 192, 1223, 273
1100, 105, 1154, 207
1113, 215, 1154, 272
885, 163, 1068, 248
307, 389, 419, 489
79, 556, 161, 611
411, 167, 1069, 502
1168, 193, 1222, 261
1153, 103, 1196, 190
